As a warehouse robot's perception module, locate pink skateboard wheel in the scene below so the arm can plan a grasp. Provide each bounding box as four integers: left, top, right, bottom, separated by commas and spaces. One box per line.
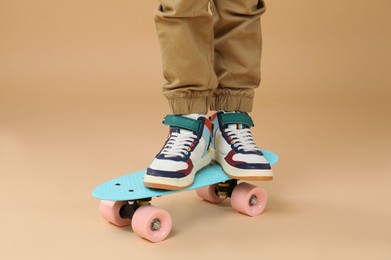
231, 183, 267, 217
99, 200, 132, 227
196, 185, 225, 203
132, 205, 172, 243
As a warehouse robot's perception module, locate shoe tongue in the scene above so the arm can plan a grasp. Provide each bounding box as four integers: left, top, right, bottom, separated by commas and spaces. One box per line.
226, 123, 246, 130
182, 113, 204, 120
172, 127, 192, 134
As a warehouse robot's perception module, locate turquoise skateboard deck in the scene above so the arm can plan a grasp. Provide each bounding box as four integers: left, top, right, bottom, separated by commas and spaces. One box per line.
92, 150, 278, 243
92, 150, 278, 201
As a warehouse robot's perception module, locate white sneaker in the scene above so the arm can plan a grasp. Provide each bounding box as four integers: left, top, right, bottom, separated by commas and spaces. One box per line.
144, 114, 212, 190
210, 111, 273, 180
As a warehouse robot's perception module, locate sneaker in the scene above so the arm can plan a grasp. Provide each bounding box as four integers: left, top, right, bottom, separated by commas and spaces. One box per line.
210, 111, 273, 180
144, 114, 212, 190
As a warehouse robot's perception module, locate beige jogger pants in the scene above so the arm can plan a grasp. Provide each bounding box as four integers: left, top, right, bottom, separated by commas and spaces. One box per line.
155, 0, 266, 114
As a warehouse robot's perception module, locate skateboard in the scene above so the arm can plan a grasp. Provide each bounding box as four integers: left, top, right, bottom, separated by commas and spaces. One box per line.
92, 150, 278, 243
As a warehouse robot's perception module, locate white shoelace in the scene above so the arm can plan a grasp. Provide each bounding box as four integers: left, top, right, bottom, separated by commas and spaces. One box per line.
161, 131, 197, 158
225, 128, 260, 152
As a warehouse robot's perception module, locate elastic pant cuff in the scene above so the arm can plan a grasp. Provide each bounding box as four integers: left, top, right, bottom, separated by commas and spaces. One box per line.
167, 97, 210, 115
210, 94, 254, 113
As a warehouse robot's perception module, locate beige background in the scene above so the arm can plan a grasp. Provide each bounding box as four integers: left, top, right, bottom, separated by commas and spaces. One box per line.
1, 0, 390, 259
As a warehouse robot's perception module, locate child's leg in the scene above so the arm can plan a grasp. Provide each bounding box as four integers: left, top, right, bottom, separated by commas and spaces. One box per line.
145, 0, 217, 190
154, 0, 218, 115
208, 1, 272, 180
210, 0, 266, 112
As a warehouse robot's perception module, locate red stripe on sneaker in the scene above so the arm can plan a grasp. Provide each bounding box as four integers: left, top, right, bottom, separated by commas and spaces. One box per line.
224, 150, 245, 166
209, 113, 218, 122
204, 118, 212, 133
181, 159, 194, 176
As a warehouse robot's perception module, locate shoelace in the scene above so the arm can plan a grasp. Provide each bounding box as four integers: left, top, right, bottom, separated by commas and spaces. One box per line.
161, 131, 197, 158
225, 128, 259, 152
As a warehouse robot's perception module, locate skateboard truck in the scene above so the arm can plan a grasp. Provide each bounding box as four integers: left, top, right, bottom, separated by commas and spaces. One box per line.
215, 179, 238, 199
119, 198, 152, 220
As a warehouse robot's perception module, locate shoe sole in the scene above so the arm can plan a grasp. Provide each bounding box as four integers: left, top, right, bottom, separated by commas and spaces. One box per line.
211, 148, 273, 181
144, 152, 212, 190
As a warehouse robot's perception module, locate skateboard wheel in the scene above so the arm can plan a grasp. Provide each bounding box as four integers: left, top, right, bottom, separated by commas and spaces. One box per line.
132, 205, 172, 243
231, 183, 267, 217
99, 200, 132, 227
196, 185, 225, 203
